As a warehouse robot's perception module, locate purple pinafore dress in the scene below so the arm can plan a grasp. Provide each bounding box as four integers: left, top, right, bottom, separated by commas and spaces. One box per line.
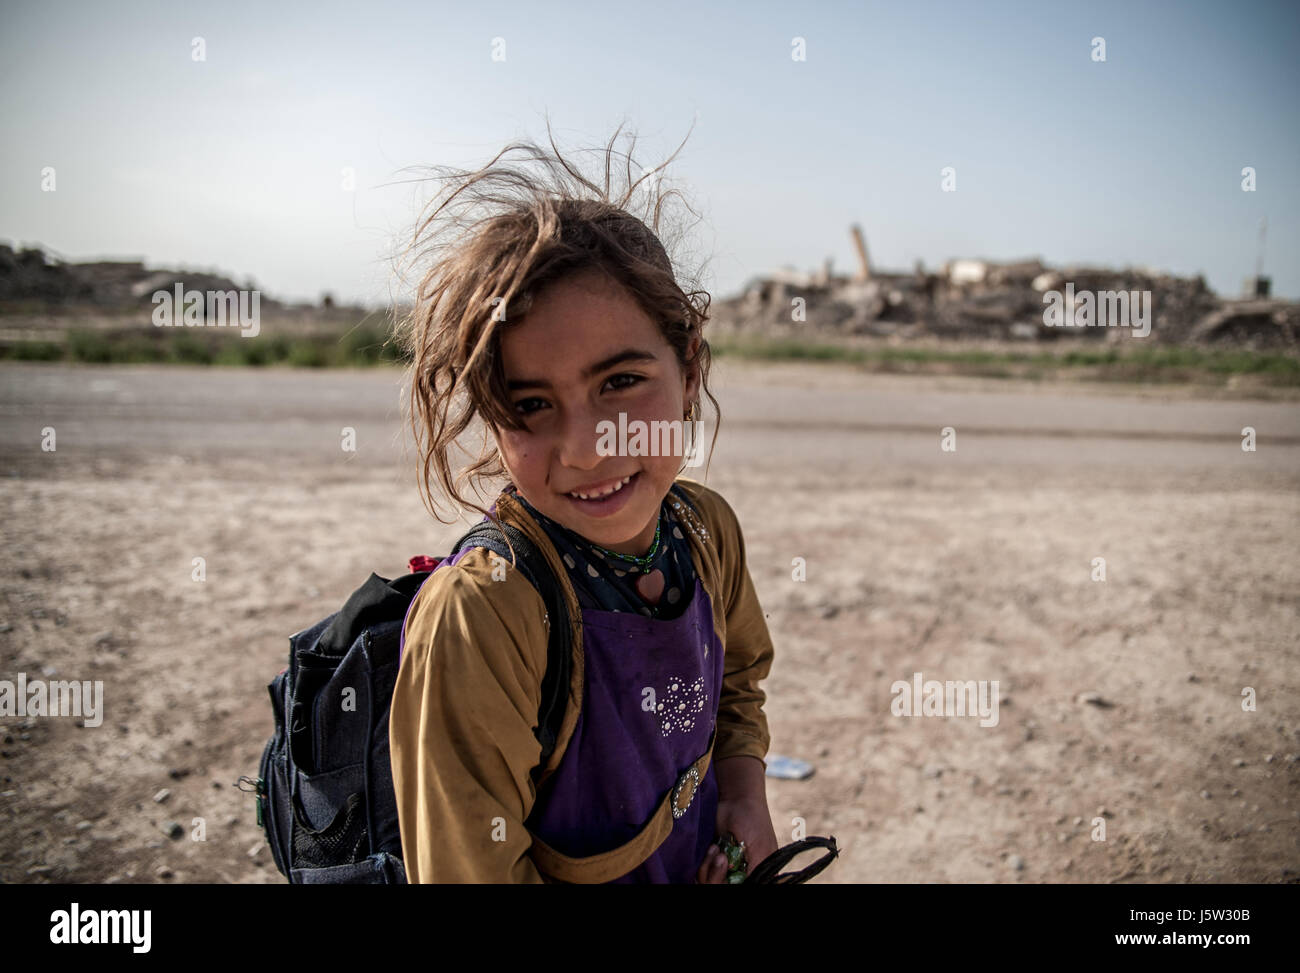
525, 574, 726, 882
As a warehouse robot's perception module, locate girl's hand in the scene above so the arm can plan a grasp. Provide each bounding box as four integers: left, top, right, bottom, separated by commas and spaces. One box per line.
695, 841, 728, 884
695, 796, 779, 883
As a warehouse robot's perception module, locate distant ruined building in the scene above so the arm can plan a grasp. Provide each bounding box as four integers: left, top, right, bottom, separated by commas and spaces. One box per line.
0, 243, 270, 311
714, 227, 1298, 350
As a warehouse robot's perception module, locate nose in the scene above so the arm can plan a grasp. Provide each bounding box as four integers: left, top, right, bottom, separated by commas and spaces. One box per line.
555, 398, 610, 472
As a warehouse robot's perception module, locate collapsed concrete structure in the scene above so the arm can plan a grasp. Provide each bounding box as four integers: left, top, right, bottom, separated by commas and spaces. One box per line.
0, 244, 344, 314
714, 228, 1299, 350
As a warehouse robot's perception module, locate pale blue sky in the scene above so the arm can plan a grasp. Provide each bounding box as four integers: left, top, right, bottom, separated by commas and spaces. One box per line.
1, 0, 1296, 305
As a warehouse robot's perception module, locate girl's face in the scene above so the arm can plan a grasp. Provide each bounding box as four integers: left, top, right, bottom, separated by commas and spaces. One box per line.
491, 268, 700, 555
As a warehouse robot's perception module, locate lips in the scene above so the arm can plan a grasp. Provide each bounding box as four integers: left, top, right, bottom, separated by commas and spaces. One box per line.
559, 470, 641, 519
564, 473, 635, 500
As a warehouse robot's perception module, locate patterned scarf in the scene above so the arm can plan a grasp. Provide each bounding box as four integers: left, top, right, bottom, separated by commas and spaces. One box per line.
509, 485, 698, 620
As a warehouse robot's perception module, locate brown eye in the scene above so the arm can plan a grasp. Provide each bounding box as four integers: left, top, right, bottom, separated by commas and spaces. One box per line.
605, 373, 643, 391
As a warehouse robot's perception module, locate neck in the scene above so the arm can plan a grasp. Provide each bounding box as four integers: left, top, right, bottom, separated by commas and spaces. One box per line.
596, 511, 660, 559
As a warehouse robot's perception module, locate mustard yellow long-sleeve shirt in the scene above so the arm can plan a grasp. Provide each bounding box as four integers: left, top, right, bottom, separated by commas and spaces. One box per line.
388, 476, 774, 883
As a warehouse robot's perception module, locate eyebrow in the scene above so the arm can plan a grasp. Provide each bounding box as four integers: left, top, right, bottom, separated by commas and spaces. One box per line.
506, 348, 659, 392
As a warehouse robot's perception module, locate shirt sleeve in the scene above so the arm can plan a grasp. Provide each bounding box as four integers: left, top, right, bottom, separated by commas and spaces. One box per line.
388, 548, 551, 883
708, 490, 776, 768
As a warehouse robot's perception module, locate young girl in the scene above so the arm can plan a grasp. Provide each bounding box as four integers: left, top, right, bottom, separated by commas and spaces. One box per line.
387, 129, 778, 883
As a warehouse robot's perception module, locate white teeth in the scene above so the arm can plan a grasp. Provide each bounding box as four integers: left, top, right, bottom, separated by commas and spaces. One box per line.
570, 474, 632, 500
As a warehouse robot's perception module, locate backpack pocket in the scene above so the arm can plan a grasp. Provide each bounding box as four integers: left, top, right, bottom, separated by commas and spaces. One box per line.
255, 738, 290, 877
291, 851, 405, 884
291, 762, 368, 863
258, 675, 293, 878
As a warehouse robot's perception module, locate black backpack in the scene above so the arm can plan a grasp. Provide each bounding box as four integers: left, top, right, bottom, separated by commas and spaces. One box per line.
243, 516, 571, 884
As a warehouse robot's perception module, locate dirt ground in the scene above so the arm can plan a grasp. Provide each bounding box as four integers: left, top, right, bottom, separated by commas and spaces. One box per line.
1, 359, 1297, 883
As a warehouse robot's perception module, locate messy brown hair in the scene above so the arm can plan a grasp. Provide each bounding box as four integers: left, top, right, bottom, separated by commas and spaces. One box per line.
390, 121, 721, 539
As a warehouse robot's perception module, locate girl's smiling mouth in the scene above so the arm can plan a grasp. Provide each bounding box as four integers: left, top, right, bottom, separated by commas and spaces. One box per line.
561, 471, 640, 515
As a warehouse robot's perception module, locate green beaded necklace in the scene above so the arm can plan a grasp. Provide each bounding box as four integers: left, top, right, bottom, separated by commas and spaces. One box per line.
587, 511, 663, 571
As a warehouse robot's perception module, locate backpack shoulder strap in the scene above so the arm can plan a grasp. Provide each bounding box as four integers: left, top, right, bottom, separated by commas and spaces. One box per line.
449, 519, 572, 779
668, 481, 702, 518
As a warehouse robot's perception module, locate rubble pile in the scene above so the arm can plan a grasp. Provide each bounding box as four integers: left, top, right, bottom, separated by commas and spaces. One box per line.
710, 230, 1298, 351
0, 244, 268, 309
0, 244, 97, 303
0, 244, 334, 313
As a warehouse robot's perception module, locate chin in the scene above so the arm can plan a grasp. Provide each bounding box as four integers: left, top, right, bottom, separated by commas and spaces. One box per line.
567, 496, 659, 548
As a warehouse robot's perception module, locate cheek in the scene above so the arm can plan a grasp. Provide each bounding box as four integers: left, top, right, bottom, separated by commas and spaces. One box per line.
626, 387, 690, 466
499, 430, 539, 471
626, 383, 680, 420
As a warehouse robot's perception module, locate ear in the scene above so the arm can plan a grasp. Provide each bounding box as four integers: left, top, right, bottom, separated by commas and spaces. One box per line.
683, 334, 702, 404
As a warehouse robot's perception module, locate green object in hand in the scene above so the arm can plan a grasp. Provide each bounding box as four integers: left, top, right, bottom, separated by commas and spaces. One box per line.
717, 832, 748, 884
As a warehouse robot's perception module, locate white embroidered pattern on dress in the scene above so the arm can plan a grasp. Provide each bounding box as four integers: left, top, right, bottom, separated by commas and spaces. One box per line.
655, 675, 708, 737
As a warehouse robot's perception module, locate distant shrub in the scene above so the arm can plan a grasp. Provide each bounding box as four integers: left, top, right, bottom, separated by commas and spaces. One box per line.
66, 329, 114, 363
7, 341, 64, 361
